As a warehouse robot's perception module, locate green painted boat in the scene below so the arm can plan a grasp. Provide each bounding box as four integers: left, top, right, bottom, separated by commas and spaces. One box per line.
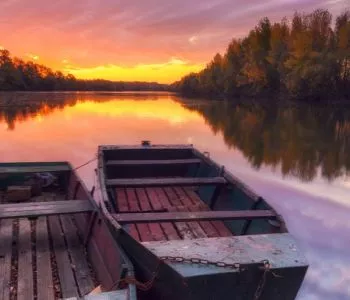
96, 143, 308, 300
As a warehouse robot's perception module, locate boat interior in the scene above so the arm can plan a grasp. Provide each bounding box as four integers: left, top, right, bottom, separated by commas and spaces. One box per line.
99, 144, 286, 243
0, 162, 130, 300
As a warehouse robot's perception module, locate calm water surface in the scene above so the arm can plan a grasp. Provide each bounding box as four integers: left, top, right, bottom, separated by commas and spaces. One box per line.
0, 92, 349, 300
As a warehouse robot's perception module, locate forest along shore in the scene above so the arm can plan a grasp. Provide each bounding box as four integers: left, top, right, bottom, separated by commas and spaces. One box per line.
173, 9, 350, 103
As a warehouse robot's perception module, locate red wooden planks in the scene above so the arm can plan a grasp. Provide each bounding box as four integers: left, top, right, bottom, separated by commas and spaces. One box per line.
136, 189, 165, 241
116, 189, 129, 212
183, 187, 233, 237
125, 188, 152, 242
115, 189, 140, 241
162, 188, 195, 239
145, 188, 163, 211
135, 188, 151, 211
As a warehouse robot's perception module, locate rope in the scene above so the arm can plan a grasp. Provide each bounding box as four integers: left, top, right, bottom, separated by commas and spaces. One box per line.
73, 156, 97, 171
108, 261, 161, 292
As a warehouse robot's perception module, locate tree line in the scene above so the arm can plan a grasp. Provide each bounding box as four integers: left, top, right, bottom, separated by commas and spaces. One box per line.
173, 9, 350, 102
0, 49, 168, 91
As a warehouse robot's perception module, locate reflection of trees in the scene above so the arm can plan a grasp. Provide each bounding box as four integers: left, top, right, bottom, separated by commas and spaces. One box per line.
184, 100, 350, 181
0, 92, 171, 130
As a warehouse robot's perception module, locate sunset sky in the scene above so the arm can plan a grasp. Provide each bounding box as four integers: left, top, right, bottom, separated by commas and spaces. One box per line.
0, 0, 348, 83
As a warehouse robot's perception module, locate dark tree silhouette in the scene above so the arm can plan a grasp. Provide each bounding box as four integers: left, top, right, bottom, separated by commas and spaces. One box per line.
173, 9, 350, 102
0, 50, 168, 91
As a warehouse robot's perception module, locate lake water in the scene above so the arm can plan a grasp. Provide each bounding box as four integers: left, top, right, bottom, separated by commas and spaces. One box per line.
0, 92, 349, 300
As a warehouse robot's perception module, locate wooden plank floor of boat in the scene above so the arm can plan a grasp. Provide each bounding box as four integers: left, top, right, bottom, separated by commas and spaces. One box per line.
0, 193, 97, 300
115, 186, 232, 242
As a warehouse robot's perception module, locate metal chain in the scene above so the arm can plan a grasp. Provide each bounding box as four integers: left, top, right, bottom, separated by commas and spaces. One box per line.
112, 256, 281, 298
254, 261, 270, 300
159, 256, 242, 269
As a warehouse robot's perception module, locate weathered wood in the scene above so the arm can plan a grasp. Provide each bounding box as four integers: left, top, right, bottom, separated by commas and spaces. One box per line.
0, 219, 13, 300
0, 164, 70, 174
36, 217, 55, 300
156, 188, 193, 240
100, 144, 193, 151
165, 187, 205, 238
48, 216, 78, 298
113, 210, 276, 223
136, 189, 165, 241
115, 190, 140, 241
17, 219, 33, 300
106, 158, 201, 166
211, 220, 234, 237
183, 187, 233, 237
147, 188, 180, 240
60, 215, 94, 296
177, 206, 206, 238
126, 189, 152, 242
106, 177, 226, 188
0, 200, 94, 219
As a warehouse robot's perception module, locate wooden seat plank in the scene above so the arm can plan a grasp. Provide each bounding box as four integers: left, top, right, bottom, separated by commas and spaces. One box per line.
0, 164, 70, 174
0, 219, 13, 300
106, 177, 226, 188
48, 216, 78, 298
113, 210, 276, 223
0, 200, 94, 219
106, 158, 201, 166
17, 219, 33, 300
60, 215, 94, 296
36, 217, 55, 300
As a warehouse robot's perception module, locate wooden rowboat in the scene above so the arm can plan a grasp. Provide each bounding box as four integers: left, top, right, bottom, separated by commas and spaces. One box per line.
97, 143, 308, 300
0, 162, 134, 300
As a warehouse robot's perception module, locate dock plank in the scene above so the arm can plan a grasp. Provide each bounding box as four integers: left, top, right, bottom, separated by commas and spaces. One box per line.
48, 216, 78, 298
0, 219, 13, 300
60, 215, 94, 296
17, 219, 33, 300
36, 217, 55, 300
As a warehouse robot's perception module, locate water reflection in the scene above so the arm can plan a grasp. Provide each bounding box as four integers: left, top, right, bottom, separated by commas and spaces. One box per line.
1, 92, 350, 183
0, 92, 171, 130
182, 100, 350, 182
